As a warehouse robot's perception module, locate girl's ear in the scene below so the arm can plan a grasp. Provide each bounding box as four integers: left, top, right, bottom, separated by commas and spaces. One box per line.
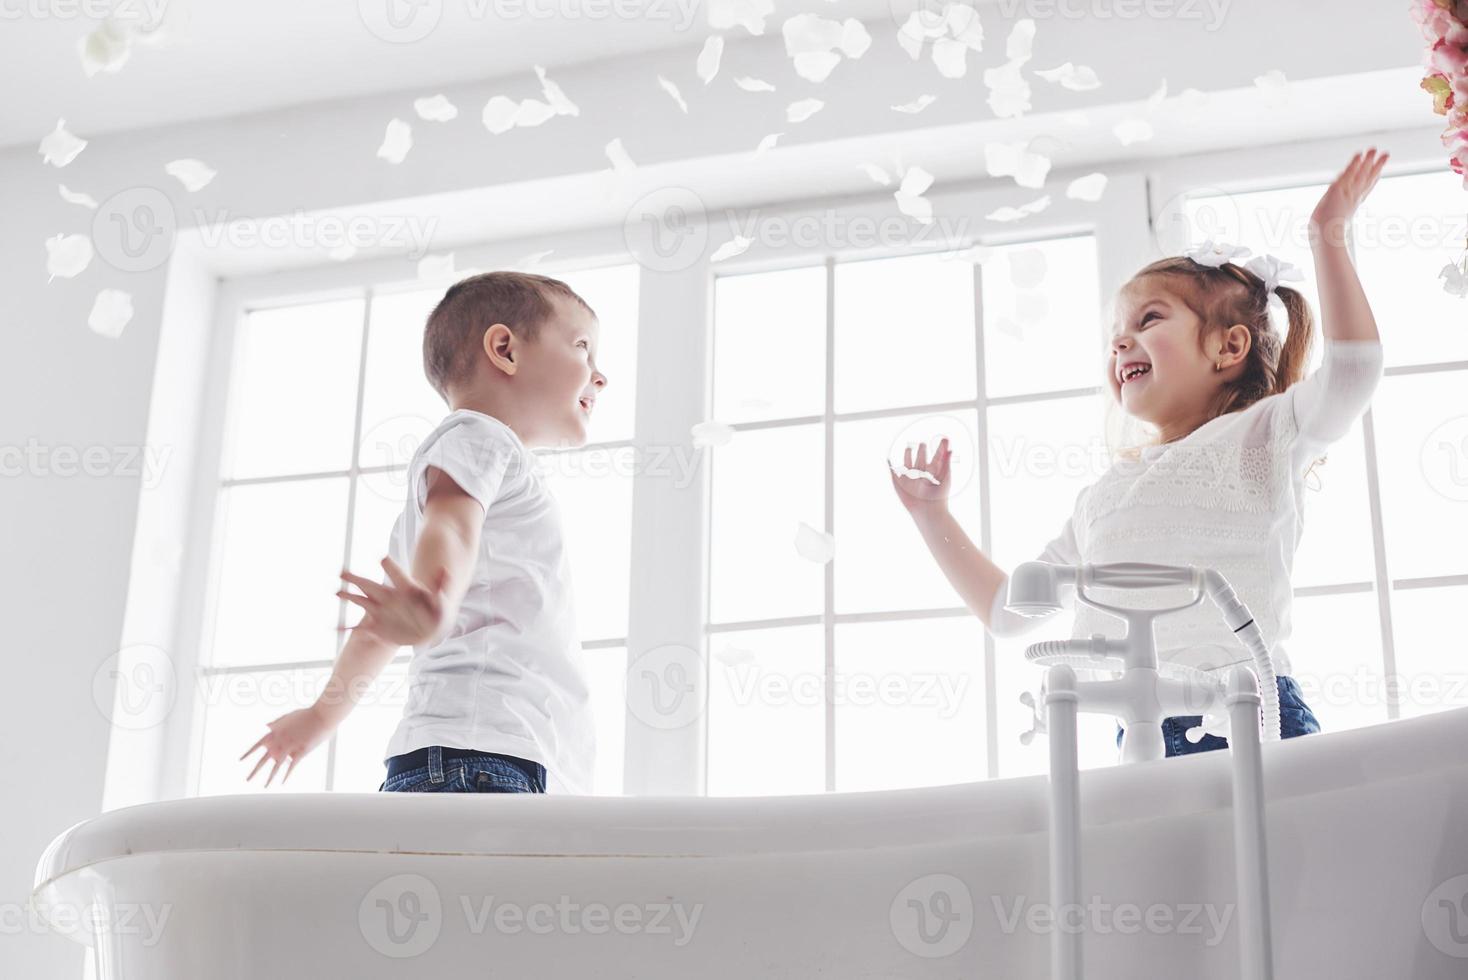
1218, 323, 1252, 366
483, 323, 517, 376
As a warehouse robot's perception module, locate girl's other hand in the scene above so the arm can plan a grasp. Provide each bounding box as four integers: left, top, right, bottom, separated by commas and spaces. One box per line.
890, 438, 953, 518
1310, 148, 1389, 248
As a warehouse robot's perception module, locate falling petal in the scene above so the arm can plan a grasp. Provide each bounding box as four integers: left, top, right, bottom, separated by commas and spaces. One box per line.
376, 119, 412, 164
839, 18, 872, 57
482, 96, 520, 135
859, 163, 892, 186
657, 76, 689, 113
78, 19, 133, 76
984, 61, 1031, 119
714, 645, 756, 666
1254, 69, 1288, 95
1440, 262, 1468, 298
786, 98, 824, 123
58, 184, 98, 210
896, 14, 926, 59
605, 138, 636, 173
899, 165, 934, 197
535, 65, 579, 116
734, 76, 776, 92
1146, 78, 1169, 111
1066, 172, 1108, 202
417, 253, 455, 280
892, 463, 940, 485
985, 141, 1050, 189
516, 249, 555, 268
986, 194, 1051, 222
891, 94, 936, 114
45, 233, 94, 282
1008, 247, 1048, 288
794, 522, 835, 564
948, 5, 984, 49
793, 51, 841, 82
894, 166, 935, 225
708, 0, 774, 36
697, 35, 724, 84
1112, 118, 1153, 146
164, 158, 216, 192
413, 94, 458, 122
87, 289, 133, 339
515, 99, 556, 127
39, 119, 87, 168
328, 244, 358, 262
711, 235, 754, 262
691, 420, 736, 448
1005, 18, 1036, 60
754, 133, 782, 153
1034, 62, 1100, 91
931, 37, 968, 78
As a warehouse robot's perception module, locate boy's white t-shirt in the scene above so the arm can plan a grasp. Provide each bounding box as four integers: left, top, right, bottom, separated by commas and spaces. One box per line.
987, 338, 1387, 679
381, 409, 595, 795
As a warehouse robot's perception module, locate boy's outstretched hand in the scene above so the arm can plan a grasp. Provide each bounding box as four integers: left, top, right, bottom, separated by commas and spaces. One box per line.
339, 556, 451, 647
890, 438, 953, 518
1310, 147, 1389, 248
240, 705, 331, 787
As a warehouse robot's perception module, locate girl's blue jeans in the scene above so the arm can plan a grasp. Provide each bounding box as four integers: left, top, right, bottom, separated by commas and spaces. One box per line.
1115, 674, 1320, 757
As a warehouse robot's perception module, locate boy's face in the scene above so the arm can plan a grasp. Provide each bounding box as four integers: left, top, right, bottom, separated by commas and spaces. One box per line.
517, 295, 606, 448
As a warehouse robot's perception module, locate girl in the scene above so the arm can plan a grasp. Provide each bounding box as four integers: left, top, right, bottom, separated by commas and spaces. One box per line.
892, 149, 1391, 757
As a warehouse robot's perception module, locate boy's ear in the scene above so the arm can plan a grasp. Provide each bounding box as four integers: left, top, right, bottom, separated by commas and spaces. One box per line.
483, 323, 517, 376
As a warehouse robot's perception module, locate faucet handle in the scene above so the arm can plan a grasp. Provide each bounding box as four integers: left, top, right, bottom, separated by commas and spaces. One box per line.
1184, 710, 1231, 745
1018, 690, 1047, 745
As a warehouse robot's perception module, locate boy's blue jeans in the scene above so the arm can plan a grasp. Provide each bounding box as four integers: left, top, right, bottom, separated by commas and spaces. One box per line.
379, 745, 548, 793
1115, 675, 1320, 757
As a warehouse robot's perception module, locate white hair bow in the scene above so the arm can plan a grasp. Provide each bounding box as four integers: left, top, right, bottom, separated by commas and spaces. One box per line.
1182, 239, 1252, 268
1242, 253, 1305, 297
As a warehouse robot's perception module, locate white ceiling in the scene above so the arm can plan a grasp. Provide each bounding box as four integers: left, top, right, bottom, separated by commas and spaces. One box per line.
0, 0, 899, 147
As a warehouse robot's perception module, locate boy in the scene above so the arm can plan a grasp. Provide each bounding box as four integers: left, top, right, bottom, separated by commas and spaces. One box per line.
241, 271, 607, 794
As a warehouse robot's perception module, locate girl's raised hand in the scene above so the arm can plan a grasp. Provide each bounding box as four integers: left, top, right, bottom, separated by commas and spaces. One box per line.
890, 438, 953, 516
1310, 148, 1389, 248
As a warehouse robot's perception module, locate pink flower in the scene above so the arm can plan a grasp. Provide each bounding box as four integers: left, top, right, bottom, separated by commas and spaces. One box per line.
1431, 38, 1468, 74
1418, 5, 1468, 45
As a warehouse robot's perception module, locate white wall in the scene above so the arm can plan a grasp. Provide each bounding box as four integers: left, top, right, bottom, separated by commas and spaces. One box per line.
0, 4, 1427, 974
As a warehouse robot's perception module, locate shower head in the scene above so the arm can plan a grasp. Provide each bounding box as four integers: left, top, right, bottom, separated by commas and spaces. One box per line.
1005, 561, 1078, 617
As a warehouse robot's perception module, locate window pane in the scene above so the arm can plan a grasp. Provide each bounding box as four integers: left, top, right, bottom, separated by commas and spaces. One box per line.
348, 471, 407, 577
713, 266, 826, 425
995, 636, 1120, 779
538, 446, 634, 640
197, 668, 329, 796
210, 478, 349, 667
1373, 370, 1468, 580
709, 424, 824, 623
1353, 170, 1468, 369
833, 618, 985, 792
834, 252, 976, 413
225, 299, 364, 479
1287, 591, 1387, 734
981, 236, 1103, 399
331, 663, 409, 792
584, 647, 627, 796
986, 394, 1107, 573
1292, 417, 1375, 589
360, 288, 444, 474
1389, 585, 1468, 720
1183, 185, 1324, 318
833, 410, 982, 614
707, 626, 825, 796
559, 265, 640, 443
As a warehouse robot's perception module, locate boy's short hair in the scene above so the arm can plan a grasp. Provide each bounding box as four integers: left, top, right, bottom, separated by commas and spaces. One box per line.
423, 271, 594, 399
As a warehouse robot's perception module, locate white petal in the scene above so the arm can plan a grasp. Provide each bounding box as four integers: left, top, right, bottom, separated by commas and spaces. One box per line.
714, 645, 756, 666
1034, 62, 1100, 91
45, 233, 94, 282
376, 119, 412, 164
605, 138, 636, 173
1146, 78, 1169, 111
697, 35, 725, 84
734, 76, 776, 93
164, 158, 216, 192
516, 249, 555, 268
1005, 18, 1036, 61
711, 236, 753, 262
947, 5, 984, 49
985, 141, 1050, 189
895, 177, 934, 225
754, 132, 782, 153
794, 522, 835, 564
838, 18, 872, 58
786, 98, 824, 123
859, 163, 892, 186
983, 61, 1031, 119
896, 14, 926, 59
39, 119, 87, 168
417, 253, 456, 281
899, 165, 935, 198
413, 94, 458, 122
793, 51, 841, 82
87, 289, 133, 339
691, 420, 735, 448
535, 65, 580, 116
1065, 172, 1108, 202
1254, 69, 1288, 94
328, 244, 358, 262
58, 184, 98, 210
782, 13, 843, 56
1008, 247, 1048, 288
891, 464, 939, 485
931, 37, 967, 78
79, 20, 133, 76
657, 76, 689, 113
1112, 118, 1154, 146
482, 96, 520, 135
708, 0, 774, 35
891, 94, 937, 114
986, 195, 1051, 222
515, 99, 556, 128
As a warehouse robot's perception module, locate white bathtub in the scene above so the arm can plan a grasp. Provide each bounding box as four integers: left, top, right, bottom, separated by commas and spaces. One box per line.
34, 706, 1468, 979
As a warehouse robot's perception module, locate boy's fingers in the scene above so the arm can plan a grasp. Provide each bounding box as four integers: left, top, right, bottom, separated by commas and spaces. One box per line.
338, 589, 376, 610
340, 570, 386, 600
381, 556, 410, 589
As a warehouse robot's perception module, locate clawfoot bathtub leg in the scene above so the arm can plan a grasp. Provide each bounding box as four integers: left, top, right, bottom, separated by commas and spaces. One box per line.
1227, 666, 1274, 980
1044, 664, 1083, 980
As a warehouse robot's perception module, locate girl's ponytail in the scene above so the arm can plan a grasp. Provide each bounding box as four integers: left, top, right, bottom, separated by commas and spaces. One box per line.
1271, 284, 1316, 395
